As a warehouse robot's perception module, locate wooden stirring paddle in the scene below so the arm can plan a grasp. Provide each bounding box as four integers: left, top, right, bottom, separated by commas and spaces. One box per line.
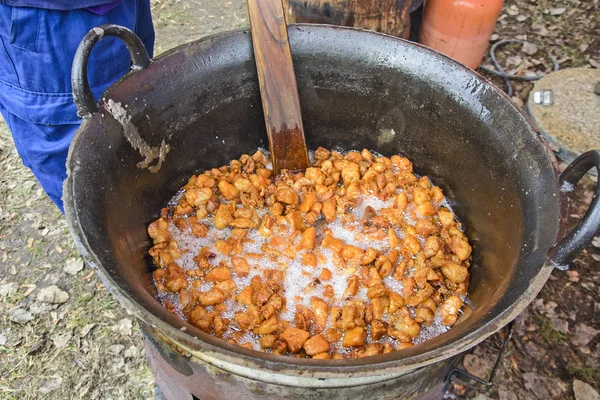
247, 0, 310, 175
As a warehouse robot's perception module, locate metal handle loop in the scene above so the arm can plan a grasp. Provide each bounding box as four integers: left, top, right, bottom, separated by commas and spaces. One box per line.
548, 150, 600, 268
72, 24, 151, 118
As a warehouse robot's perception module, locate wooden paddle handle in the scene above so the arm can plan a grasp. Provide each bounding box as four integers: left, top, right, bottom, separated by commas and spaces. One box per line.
247, 0, 309, 174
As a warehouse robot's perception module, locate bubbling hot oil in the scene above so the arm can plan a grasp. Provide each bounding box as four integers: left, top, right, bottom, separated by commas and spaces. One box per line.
154, 148, 467, 355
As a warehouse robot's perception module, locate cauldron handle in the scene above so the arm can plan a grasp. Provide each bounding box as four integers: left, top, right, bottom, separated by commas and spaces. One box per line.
548, 150, 600, 268
72, 24, 151, 119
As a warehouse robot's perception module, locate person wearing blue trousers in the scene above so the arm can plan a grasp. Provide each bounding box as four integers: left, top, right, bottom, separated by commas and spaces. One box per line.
0, 0, 155, 212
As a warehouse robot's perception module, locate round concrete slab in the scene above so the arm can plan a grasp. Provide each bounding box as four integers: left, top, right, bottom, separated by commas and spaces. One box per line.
527, 68, 600, 170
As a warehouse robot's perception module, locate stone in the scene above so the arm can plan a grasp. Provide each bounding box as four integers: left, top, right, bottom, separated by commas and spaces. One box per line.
524, 341, 546, 362
506, 55, 523, 66
9, 308, 34, 324
534, 299, 558, 317
51, 333, 73, 348
29, 302, 56, 315
472, 394, 493, 400
108, 344, 125, 355
0, 282, 18, 297
507, 5, 519, 15
586, 350, 600, 369
550, 7, 566, 16
573, 380, 600, 400
112, 318, 133, 336
80, 323, 96, 337
549, 316, 569, 334
64, 258, 84, 275
37, 285, 69, 304
532, 24, 549, 36
39, 377, 63, 394
523, 372, 567, 399
123, 345, 139, 359
42, 273, 61, 285
571, 324, 600, 347
463, 354, 493, 380
522, 42, 538, 56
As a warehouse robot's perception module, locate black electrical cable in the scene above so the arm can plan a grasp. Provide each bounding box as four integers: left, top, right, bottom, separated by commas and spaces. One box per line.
479, 39, 560, 97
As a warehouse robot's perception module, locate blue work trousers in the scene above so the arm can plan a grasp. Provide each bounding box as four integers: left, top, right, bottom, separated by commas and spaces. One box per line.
0, 0, 154, 211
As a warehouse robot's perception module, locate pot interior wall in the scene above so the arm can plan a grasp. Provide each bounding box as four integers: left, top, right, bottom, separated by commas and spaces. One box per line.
67, 26, 561, 363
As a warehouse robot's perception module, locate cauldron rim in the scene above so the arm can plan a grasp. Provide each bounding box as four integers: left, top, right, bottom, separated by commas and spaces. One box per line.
64, 24, 565, 376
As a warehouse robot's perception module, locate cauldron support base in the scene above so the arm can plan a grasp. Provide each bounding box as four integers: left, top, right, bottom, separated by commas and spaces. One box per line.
141, 324, 454, 400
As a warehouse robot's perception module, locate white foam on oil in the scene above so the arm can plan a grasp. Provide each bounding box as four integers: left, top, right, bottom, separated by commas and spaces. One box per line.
412, 315, 450, 344
355, 196, 394, 218
279, 254, 314, 321
383, 275, 404, 295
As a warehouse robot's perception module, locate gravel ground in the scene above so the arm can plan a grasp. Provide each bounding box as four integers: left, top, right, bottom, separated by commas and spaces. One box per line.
0, 0, 598, 399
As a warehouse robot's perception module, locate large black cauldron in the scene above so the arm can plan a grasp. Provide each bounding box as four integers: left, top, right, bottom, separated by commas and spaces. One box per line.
65, 24, 600, 399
